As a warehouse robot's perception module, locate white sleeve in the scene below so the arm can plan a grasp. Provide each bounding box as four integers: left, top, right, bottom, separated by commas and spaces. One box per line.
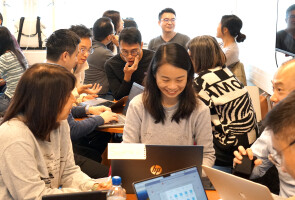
250, 129, 274, 179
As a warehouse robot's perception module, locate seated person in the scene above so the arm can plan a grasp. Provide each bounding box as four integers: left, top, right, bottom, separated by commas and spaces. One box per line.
122, 43, 215, 171
276, 4, 295, 55
123, 18, 138, 28
102, 10, 124, 54
234, 59, 295, 198
216, 15, 247, 85
0, 26, 28, 116
0, 63, 111, 199
105, 27, 154, 100
148, 8, 190, 51
46, 29, 118, 178
188, 35, 258, 167
85, 17, 115, 100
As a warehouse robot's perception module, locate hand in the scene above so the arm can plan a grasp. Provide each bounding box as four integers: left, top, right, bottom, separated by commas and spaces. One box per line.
100, 111, 118, 124
111, 35, 119, 47
77, 83, 102, 95
82, 94, 98, 102
123, 55, 140, 82
233, 146, 262, 167
89, 106, 111, 115
92, 177, 112, 191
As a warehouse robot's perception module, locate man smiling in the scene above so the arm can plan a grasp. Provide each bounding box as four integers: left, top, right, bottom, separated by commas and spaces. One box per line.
105, 27, 154, 100
148, 8, 190, 51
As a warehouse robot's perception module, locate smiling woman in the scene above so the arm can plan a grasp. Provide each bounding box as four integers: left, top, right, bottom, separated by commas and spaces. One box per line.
122, 43, 216, 171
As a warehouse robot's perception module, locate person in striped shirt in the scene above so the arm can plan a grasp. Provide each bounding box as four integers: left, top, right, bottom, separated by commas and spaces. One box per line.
0, 26, 28, 116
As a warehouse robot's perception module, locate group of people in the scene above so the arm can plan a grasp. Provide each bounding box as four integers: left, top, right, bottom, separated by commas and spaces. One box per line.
1, 6, 295, 200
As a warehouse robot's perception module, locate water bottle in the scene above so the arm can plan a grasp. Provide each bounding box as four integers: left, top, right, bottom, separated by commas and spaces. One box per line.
107, 176, 126, 200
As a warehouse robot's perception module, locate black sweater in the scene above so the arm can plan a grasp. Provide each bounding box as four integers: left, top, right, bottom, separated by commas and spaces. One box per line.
104, 49, 154, 100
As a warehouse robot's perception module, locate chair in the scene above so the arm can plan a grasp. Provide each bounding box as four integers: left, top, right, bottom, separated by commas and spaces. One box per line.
228, 61, 247, 86
245, 86, 262, 122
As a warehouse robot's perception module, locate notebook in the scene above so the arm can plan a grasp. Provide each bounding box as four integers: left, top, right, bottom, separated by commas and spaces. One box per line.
42, 190, 107, 200
111, 145, 203, 194
202, 165, 285, 200
133, 166, 207, 200
98, 82, 144, 128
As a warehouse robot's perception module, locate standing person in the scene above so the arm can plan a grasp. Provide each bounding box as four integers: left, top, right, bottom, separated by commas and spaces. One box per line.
102, 10, 124, 54
188, 35, 258, 168
123, 43, 215, 169
276, 4, 295, 55
0, 64, 110, 200
105, 27, 154, 100
85, 17, 115, 100
216, 14, 247, 85
0, 26, 28, 116
234, 59, 295, 198
148, 8, 190, 51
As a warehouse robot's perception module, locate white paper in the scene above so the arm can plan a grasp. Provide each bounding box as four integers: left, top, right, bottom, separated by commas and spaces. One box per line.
108, 143, 146, 160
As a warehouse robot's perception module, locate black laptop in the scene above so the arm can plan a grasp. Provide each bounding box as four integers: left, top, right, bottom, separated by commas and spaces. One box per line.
111, 145, 203, 193
42, 190, 107, 200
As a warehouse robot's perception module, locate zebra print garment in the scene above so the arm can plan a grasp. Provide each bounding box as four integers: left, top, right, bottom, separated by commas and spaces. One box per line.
194, 66, 258, 165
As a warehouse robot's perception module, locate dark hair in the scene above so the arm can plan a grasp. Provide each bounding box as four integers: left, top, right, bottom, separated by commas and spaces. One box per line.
158, 8, 176, 20
286, 4, 295, 19
263, 89, 295, 143
0, 26, 27, 70
1, 63, 76, 140
0, 12, 3, 25
188, 35, 226, 73
102, 10, 121, 33
143, 43, 197, 124
123, 18, 138, 29
92, 17, 114, 42
46, 29, 80, 62
119, 27, 142, 45
69, 24, 92, 39
221, 15, 246, 43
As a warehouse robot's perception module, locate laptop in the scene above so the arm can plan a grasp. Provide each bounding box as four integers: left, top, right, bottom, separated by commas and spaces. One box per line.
111, 145, 203, 193
98, 82, 144, 128
42, 190, 107, 200
202, 165, 285, 200
133, 166, 208, 200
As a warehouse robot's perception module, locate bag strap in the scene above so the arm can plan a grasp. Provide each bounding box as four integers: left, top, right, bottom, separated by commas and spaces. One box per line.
17, 17, 25, 45
36, 16, 42, 48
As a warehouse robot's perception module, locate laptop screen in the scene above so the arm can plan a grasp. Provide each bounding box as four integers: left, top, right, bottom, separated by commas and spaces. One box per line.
133, 166, 207, 200
122, 82, 144, 115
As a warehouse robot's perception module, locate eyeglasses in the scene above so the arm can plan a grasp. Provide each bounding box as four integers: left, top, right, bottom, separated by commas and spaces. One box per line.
161, 18, 176, 23
120, 49, 140, 57
80, 47, 94, 55
268, 139, 295, 167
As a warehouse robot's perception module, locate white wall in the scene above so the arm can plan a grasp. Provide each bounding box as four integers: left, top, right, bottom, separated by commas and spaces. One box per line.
1, 0, 284, 95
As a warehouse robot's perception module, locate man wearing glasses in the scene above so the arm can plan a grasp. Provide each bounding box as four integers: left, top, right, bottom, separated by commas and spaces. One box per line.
148, 8, 190, 51
105, 27, 154, 100
234, 59, 295, 198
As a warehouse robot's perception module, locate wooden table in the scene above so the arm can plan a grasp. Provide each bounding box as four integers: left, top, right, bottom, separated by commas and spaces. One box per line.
126, 190, 220, 200
98, 127, 123, 134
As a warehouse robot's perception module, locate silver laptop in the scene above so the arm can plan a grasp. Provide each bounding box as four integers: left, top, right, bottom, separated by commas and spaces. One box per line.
202, 165, 285, 200
98, 82, 144, 128
133, 166, 207, 200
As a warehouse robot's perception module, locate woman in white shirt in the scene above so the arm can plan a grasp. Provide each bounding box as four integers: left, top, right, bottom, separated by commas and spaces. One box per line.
0, 63, 109, 200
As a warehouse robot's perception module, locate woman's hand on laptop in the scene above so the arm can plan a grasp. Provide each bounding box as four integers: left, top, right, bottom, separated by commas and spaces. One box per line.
233, 146, 262, 167
89, 106, 111, 115
100, 111, 118, 124
92, 176, 112, 191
